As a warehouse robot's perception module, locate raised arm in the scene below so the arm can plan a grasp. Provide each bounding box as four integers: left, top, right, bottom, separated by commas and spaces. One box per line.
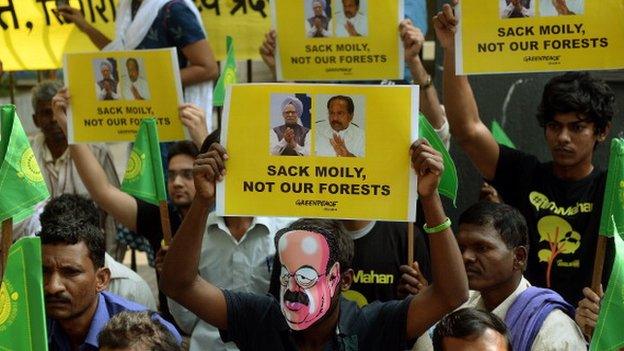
399, 19, 447, 131
405, 139, 469, 340
55, 6, 111, 49
179, 103, 209, 149
51, 88, 138, 230
180, 39, 219, 86
434, 1, 500, 180
160, 143, 228, 330
259, 30, 278, 80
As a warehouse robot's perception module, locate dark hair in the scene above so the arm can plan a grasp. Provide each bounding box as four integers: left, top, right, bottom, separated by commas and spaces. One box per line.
126, 57, 139, 68
167, 141, 199, 165
98, 311, 180, 351
343, 0, 360, 6
200, 128, 221, 154
536, 72, 615, 135
274, 219, 354, 273
40, 194, 100, 228
459, 201, 529, 253
432, 308, 512, 351
327, 95, 355, 115
39, 220, 106, 269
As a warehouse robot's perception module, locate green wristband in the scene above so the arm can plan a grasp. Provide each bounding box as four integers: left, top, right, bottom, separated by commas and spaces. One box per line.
423, 217, 451, 234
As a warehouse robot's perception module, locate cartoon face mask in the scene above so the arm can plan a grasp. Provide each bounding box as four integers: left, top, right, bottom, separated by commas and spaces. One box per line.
278, 230, 341, 330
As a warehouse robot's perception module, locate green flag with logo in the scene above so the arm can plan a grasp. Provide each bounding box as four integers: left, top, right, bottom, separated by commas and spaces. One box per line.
0, 237, 48, 351
121, 118, 166, 206
418, 113, 458, 206
598, 138, 624, 238
491, 120, 516, 149
590, 227, 624, 351
213, 36, 237, 107
0, 105, 49, 223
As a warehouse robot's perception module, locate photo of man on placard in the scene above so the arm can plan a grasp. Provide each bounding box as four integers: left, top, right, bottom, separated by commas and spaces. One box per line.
121, 57, 151, 100
500, 0, 534, 18
540, 0, 584, 16
269, 94, 312, 156
315, 94, 365, 157
305, 0, 332, 38
334, 0, 368, 37
93, 59, 120, 101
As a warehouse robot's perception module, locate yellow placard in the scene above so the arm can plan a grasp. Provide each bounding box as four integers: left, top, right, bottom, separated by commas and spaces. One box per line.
273, 0, 404, 81
64, 48, 185, 143
456, 0, 624, 74
217, 83, 419, 221
0, 0, 269, 71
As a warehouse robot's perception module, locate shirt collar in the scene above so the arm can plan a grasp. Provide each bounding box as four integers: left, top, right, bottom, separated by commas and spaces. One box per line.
206, 213, 274, 242
471, 276, 531, 320
49, 293, 108, 350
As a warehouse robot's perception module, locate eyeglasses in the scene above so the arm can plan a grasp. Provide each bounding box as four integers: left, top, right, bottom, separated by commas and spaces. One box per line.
167, 169, 193, 180
279, 265, 325, 289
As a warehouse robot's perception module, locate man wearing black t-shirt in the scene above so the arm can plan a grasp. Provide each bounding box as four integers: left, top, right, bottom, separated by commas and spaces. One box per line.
161, 140, 468, 350
433, 0, 616, 305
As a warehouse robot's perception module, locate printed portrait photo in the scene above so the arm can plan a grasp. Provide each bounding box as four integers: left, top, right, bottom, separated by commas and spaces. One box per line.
93, 58, 120, 101
269, 93, 313, 156
334, 0, 368, 37
315, 94, 365, 157
120, 57, 151, 101
500, 0, 535, 19
305, 0, 333, 38
539, 0, 584, 16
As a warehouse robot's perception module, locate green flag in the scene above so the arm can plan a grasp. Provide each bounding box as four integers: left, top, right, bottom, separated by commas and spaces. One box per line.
213, 36, 237, 107
491, 120, 516, 149
121, 118, 167, 205
598, 138, 624, 238
418, 113, 458, 206
0, 105, 49, 223
590, 228, 624, 351
0, 237, 48, 351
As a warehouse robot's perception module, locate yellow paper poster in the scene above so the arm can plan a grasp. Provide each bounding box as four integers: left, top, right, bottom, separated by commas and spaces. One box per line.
455, 0, 624, 74
0, 0, 269, 71
64, 48, 185, 143
273, 0, 404, 81
217, 84, 419, 221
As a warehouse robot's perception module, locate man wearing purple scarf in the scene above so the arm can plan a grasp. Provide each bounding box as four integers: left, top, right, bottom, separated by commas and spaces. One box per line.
455, 201, 586, 350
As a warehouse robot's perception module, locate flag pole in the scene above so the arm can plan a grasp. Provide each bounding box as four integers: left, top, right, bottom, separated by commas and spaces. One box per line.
0, 217, 13, 287
585, 234, 608, 336
159, 201, 172, 246
407, 222, 414, 265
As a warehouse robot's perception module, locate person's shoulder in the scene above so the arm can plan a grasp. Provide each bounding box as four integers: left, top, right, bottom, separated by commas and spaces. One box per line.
101, 291, 151, 313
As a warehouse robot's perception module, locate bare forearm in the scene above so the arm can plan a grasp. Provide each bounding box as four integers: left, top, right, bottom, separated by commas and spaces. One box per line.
180, 65, 216, 86
442, 49, 481, 140
421, 194, 468, 307
69, 144, 137, 230
80, 23, 111, 50
409, 57, 446, 129
161, 197, 211, 293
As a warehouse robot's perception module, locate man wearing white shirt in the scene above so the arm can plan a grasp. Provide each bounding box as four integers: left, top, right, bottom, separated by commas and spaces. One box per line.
540, 0, 584, 16
334, 0, 368, 37
122, 58, 151, 100
315, 95, 364, 157
167, 214, 290, 351
269, 96, 311, 156
446, 202, 584, 350
500, 0, 534, 18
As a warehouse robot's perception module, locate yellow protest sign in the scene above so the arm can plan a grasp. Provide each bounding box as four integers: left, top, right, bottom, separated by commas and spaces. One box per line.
455, 0, 624, 74
217, 84, 419, 221
0, 0, 269, 71
273, 0, 404, 81
64, 48, 185, 143
0, 0, 115, 71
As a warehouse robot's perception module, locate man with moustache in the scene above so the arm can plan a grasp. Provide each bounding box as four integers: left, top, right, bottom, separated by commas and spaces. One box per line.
270, 96, 311, 156
315, 95, 365, 157
335, 0, 367, 37
41, 219, 180, 350
14, 81, 122, 256
161, 139, 469, 350
453, 202, 585, 350
121, 57, 151, 100
434, 0, 615, 306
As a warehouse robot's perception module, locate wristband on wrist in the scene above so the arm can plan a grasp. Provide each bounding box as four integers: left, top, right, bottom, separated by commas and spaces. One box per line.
423, 217, 451, 234
411, 74, 433, 90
